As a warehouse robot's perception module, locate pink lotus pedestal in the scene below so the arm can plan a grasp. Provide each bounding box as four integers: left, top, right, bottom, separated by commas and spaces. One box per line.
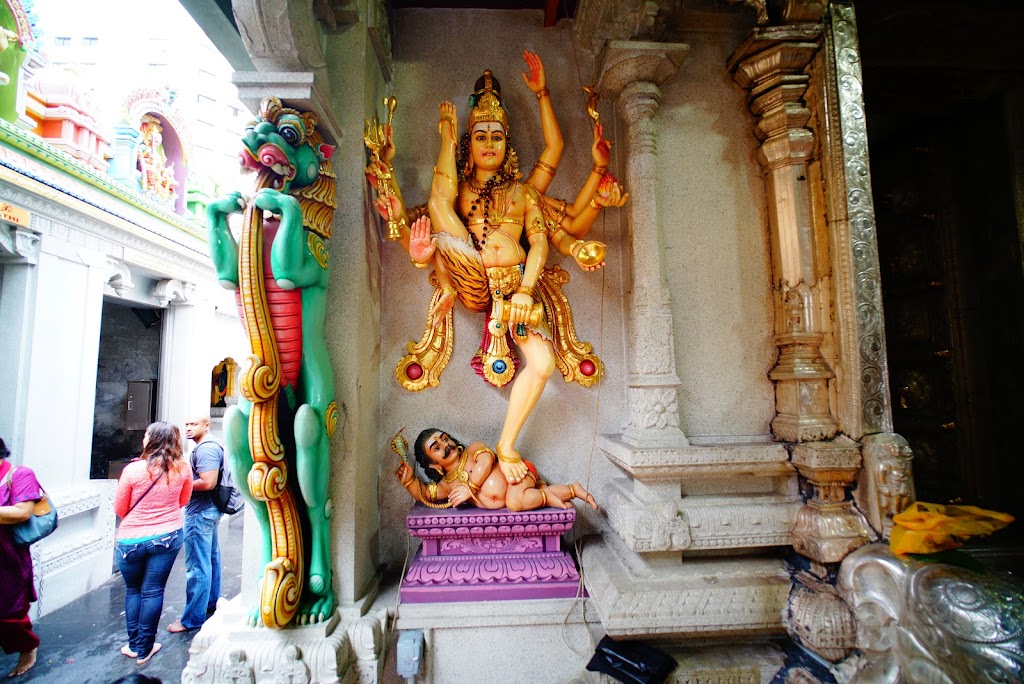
400, 504, 583, 603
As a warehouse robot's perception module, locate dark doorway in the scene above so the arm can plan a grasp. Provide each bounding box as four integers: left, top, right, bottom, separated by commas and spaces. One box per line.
858, 1, 1024, 537
91, 301, 162, 479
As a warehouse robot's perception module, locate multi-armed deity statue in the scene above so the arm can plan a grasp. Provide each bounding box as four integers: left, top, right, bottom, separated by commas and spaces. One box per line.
207, 96, 338, 628
366, 51, 627, 486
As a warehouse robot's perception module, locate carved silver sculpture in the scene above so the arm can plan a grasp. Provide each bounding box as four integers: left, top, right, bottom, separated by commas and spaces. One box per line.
836, 543, 1024, 683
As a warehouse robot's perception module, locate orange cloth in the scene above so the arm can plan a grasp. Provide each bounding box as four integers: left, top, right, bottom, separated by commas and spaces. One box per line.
890, 501, 1014, 555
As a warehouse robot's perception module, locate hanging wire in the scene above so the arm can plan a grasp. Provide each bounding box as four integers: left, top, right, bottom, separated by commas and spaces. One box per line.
559, 0, 611, 655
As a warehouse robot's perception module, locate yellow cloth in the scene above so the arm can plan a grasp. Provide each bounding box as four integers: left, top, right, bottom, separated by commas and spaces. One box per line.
890, 501, 1014, 555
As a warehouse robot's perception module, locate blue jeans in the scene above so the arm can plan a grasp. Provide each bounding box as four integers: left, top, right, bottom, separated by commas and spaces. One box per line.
116, 528, 183, 659
181, 505, 222, 629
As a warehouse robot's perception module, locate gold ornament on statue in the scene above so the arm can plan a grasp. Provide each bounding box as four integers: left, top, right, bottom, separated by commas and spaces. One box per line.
364, 94, 406, 241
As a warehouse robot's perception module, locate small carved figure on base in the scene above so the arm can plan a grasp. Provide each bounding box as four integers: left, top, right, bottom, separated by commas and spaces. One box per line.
391, 429, 597, 511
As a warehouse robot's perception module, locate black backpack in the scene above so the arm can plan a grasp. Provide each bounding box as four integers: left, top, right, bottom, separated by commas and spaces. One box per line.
213, 456, 245, 515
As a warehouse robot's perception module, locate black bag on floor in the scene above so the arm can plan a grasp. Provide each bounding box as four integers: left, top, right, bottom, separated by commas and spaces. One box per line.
585, 635, 676, 684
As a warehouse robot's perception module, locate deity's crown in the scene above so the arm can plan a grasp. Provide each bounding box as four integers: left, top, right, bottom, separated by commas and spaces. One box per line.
467, 70, 508, 134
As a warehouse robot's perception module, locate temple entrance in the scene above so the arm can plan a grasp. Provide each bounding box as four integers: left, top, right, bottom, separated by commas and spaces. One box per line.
861, 0, 1024, 544
90, 300, 162, 479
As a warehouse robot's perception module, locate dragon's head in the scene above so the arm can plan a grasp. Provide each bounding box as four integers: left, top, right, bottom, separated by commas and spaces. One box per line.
241, 97, 334, 193
241, 97, 337, 238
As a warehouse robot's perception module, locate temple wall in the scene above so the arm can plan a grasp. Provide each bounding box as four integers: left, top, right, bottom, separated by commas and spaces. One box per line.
321, 25, 387, 607
375, 9, 775, 568
659, 29, 775, 439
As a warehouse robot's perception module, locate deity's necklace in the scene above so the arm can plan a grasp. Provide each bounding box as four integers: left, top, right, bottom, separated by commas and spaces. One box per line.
467, 174, 515, 250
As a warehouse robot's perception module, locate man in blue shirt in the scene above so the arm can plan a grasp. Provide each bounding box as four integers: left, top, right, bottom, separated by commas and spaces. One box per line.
167, 415, 223, 633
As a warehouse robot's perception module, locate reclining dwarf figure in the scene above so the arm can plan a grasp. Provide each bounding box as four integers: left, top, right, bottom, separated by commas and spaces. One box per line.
392, 428, 598, 511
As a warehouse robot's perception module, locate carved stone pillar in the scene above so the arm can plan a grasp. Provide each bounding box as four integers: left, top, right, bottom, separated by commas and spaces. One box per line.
598, 40, 690, 447
230, 0, 341, 143
729, 31, 838, 444
791, 437, 873, 563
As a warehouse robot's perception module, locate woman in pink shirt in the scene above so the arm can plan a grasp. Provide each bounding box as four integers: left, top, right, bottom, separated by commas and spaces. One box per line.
113, 421, 193, 665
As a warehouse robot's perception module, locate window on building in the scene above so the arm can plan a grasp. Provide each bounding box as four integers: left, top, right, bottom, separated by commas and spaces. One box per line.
54, 36, 70, 46
227, 106, 241, 118
198, 94, 216, 107
82, 37, 99, 46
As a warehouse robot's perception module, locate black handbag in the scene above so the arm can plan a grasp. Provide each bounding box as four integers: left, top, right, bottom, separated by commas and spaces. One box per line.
585, 635, 676, 684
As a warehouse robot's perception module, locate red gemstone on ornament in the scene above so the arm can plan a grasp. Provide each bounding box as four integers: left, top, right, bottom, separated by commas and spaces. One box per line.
406, 363, 424, 380
580, 360, 596, 376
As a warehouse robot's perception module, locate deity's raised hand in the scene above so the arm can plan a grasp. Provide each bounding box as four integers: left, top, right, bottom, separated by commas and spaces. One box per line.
592, 123, 612, 169
438, 101, 457, 145
409, 215, 437, 265
521, 50, 546, 94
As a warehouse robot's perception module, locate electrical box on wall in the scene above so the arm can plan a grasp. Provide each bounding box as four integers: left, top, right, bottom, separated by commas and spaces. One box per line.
126, 380, 155, 430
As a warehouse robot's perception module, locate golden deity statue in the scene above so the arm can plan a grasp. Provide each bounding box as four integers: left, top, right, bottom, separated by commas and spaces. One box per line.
366, 51, 627, 484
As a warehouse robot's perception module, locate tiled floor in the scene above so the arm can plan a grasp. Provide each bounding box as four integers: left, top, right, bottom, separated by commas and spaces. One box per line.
4, 513, 243, 684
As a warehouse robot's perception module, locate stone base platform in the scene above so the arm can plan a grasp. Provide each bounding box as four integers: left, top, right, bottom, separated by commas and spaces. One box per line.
400, 504, 584, 603
182, 597, 388, 684
582, 533, 792, 639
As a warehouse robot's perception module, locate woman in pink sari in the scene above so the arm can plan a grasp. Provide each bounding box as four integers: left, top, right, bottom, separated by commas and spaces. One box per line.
0, 437, 43, 678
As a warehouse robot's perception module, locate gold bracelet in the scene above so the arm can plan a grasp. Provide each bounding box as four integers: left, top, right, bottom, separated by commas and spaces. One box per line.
515, 285, 533, 298
533, 160, 556, 177
589, 198, 601, 210
497, 452, 522, 464
536, 88, 549, 100
412, 257, 429, 269
433, 166, 457, 186
592, 165, 608, 176
568, 484, 576, 499
427, 482, 439, 501
540, 490, 548, 506
441, 285, 457, 298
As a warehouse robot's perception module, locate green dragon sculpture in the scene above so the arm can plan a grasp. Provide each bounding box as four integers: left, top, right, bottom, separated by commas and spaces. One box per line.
207, 96, 338, 628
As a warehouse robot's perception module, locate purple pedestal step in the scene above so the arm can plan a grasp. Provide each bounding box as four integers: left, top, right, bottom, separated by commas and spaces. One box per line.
400, 504, 586, 603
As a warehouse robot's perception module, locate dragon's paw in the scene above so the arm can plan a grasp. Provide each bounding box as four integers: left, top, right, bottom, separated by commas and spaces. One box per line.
253, 187, 299, 216
209, 191, 245, 218
297, 594, 336, 625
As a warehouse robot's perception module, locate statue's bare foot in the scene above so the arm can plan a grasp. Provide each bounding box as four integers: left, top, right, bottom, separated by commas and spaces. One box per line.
298, 593, 336, 625
496, 444, 528, 484
571, 482, 599, 510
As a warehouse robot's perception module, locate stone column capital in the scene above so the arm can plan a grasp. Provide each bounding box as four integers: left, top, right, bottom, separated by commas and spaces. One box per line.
0, 223, 40, 265
597, 40, 690, 100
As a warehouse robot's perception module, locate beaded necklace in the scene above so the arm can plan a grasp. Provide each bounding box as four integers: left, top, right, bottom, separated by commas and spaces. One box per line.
466, 174, 516, 250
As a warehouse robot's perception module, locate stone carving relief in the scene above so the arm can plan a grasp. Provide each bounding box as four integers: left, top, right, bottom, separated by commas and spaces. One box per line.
0, 222, 40, 264
787, 574, 856, 663
855, 433, 914, 538
348, 611, 388, 684
828, 3, 893, 434
573, 0, 680, 57
836, 544, 1024, 684
182, 617, 355, 683
154, 278, 192, 307
604, 485, 690, 552
105, 257, 135, 297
